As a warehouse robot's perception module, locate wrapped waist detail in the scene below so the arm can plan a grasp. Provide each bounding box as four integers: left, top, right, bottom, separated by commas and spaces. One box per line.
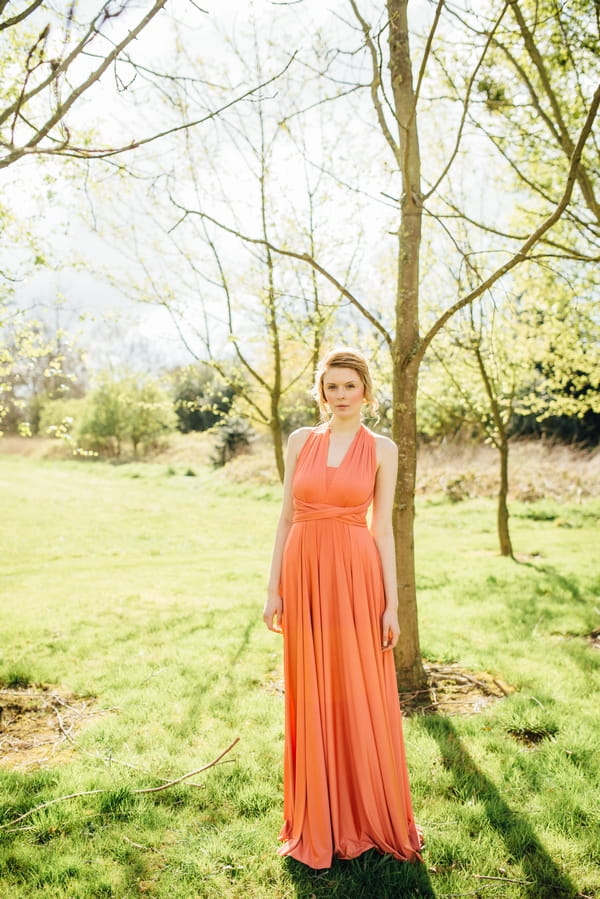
293, 498, 369, 527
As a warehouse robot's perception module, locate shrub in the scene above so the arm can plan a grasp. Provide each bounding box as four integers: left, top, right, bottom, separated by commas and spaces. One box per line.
38, 397, 87, 443
170, 365, 236, 433
79, 375, 176, 458
210, 416, 255, 467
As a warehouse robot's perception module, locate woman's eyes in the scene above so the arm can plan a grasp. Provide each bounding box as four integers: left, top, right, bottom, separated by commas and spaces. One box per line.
326, 384, 356, 390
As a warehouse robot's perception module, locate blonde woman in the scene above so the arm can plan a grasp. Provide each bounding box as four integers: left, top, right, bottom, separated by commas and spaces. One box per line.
264, 347, 423, 869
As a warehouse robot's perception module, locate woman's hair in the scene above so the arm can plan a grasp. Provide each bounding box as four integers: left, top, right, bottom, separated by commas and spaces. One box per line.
312, 346, 379, 421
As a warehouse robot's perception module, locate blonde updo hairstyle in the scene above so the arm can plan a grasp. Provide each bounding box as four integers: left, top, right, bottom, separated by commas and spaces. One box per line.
313, 347, 379, 422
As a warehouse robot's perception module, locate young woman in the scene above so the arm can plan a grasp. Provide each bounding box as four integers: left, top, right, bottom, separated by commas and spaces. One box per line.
263, 347, 423, 869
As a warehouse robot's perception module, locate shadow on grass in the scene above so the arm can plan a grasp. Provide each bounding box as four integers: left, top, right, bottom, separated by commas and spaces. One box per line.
515, 558, 586, 603
284, 850, 434, 898
417, 715, 580, 899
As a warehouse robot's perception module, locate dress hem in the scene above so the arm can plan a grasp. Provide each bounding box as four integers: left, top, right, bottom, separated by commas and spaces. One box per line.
278, 835, 424, 870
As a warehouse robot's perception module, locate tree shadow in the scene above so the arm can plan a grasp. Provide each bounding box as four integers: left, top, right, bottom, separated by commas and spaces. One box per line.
417, 714, 581, 899
514, 557, 587, 603
284, 849, 435, 898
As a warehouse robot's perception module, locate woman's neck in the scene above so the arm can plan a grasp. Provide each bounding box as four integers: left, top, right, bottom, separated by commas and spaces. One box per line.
328, 414, 362, 435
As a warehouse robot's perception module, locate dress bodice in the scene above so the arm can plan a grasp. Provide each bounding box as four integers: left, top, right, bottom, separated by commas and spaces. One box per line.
292, 425, 376, 525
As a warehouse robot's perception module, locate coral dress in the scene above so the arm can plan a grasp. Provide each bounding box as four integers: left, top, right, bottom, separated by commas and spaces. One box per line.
278, 424, 422, 869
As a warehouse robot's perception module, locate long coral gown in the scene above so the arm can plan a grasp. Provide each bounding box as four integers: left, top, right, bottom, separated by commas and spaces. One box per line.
278, 423, 423, 869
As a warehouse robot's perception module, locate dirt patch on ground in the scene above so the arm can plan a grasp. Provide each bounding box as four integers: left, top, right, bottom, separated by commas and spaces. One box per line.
0, 685, 104, 771
401, 663, 515, 716
589, 628, 600, 650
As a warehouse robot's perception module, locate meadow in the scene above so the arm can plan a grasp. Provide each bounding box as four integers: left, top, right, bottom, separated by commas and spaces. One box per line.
0, 449, 599, 898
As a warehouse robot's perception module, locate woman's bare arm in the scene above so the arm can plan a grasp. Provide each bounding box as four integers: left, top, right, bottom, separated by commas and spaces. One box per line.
263, 428, 311, 633
371, 435, 400, 651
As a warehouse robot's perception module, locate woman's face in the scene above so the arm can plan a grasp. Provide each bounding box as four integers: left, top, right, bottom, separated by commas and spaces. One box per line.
322, 366, 365, 418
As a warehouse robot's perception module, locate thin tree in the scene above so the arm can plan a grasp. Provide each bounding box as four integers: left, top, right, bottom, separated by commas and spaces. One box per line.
83, 15, 347, 482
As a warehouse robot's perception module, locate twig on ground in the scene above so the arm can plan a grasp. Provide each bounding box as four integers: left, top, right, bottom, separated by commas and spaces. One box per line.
43, 696, 207, 788
135, 738, 240, 794
0, 737, 240, 829
472, 874, 534, 885
430, 667, 498, 694
123, 834, 161, 852
492, 678, 512, 696
51, 703, 74, 742
93, 752, 207, 788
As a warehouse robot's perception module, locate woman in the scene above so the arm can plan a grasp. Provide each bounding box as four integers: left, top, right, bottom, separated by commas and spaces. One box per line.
263, 347, 423, 870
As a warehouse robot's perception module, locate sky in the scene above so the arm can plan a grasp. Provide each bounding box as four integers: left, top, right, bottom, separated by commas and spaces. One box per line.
4, 0, 513, 377
8, 0, 372, 372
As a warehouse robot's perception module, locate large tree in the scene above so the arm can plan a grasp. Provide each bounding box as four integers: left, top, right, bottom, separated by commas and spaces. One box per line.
346, 0, 598, 687
208, 1, 597, 688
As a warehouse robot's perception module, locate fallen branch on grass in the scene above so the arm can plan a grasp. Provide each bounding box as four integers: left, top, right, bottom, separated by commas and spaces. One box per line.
0, 737, 240, 829
49, 701, 205, 788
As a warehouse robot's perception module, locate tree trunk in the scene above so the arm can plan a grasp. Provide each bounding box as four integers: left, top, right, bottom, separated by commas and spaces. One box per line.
498, 436, 513, 558
388, 0, 426, 692
392, 356, 426, 691
270, 393, 285, 482
472, 342, 515, 559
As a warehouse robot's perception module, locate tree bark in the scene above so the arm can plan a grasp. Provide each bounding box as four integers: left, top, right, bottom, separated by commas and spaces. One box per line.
497, 436, 513, 558
270, 392, 285, 482
473, 343, 515, 558
388, 0, 426, 691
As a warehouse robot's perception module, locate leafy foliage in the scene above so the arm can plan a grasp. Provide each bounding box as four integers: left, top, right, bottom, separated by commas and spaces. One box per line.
79, 374, 176, 458
472, 0, 599, 258
0, 318, 85, 436
419, 278, 600, 446
210, 415, 256, 468
170, 364, 235, 433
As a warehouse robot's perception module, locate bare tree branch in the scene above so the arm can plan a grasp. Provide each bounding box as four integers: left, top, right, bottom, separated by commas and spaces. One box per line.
0, 3, 297, 169
423, 3, 510, 201
170, 204, 393, 348
417, 81, 600, 362
0, 0, 44, 32
507, 0, 599, 221
0, 737, 240, 829
348, 0, 402, 168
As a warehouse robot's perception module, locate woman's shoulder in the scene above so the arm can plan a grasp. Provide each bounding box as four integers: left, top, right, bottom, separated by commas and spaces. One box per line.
288, 425, 315, 442
363, 426, 397, 451
286, 426, 317, 454
363, 428, 398, 465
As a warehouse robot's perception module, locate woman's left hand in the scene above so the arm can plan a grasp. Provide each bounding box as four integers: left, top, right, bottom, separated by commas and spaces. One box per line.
381, 607, 400, 652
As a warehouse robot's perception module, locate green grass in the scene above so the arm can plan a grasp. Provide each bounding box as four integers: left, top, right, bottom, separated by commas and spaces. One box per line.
0, 453, 599, 898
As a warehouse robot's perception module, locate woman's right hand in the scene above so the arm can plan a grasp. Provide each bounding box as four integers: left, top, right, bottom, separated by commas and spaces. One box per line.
263, 593, 283, 634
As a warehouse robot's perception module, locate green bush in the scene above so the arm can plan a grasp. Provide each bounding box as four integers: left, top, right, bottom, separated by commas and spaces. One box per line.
79, 375, 176, 458
210, 415, 255, 467
170, 364, 236, 433
38, 396, 87, 442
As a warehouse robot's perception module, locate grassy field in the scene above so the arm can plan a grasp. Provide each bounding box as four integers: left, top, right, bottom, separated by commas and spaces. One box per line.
0, 451, 599, 898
